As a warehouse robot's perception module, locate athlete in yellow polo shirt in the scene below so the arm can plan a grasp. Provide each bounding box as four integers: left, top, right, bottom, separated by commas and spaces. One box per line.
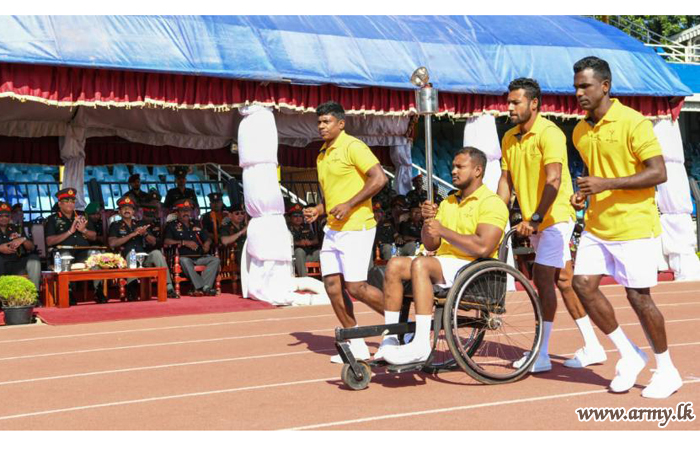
303, 101, 388, 364
570, 56, 681, 399
498, 78, 605, 373
378, 147, 508, 365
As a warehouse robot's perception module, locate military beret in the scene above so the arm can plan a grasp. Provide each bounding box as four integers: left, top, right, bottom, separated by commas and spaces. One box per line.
175, 199, 194, 210
85, 202, 102, 214
174, 167, 188, 178
228, 203, 244, 213
56, 188, 76, 201
208, 192, 223, 202
117, 196, 137, 209
287, 204, 303, 215
0, 202, 11, 214
128, 173, 140, 184
147, 188, 161, 202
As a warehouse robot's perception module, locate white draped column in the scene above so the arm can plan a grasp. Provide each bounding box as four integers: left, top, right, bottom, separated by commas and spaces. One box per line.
653, 118, 700, 281
462, 114, 502, 192
59, 125, 87, 210
390, 143, 413, 195
237, 105, 329, 305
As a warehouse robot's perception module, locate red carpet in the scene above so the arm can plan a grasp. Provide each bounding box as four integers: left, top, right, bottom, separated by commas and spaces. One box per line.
4, 294, 276, 326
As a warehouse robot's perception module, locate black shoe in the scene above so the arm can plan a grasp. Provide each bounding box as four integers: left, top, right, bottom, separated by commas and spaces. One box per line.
95, 291, 108, 304
167, 288, 180, 299
203, 288, 218, 297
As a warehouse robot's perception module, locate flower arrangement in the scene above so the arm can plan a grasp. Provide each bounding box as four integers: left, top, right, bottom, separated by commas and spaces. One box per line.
85, 253, 127, 270
0, 275, 38, 307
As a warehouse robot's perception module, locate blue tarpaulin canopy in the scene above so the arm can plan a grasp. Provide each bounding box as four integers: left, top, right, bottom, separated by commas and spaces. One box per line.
667, 62, 700, 93
0, 15, 691, 96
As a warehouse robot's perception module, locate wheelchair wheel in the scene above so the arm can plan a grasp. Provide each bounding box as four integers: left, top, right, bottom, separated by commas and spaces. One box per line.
422, 305, 482, 374
341, 361, 372, 390
443, 260, 542, 384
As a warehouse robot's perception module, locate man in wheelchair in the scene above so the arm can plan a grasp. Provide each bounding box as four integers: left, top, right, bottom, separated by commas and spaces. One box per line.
378, 147, 509, 365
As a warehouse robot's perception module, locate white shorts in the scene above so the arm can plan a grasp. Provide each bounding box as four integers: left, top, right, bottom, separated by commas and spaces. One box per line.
320, 226, 376, 282
529, 220, 574, 269
573, 231, 660, 288
435, 256, 472, 289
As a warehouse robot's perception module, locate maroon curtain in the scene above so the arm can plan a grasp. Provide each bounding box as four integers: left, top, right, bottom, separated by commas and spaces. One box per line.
0, 62, 682, 119
0, 136, 61, 165
0, 135, 392, 168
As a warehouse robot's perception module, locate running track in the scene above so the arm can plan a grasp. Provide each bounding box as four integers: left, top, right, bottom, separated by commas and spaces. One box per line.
0, 281, 698, 430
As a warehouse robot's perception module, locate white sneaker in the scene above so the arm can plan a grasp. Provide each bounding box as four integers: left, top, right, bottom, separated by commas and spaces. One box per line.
641, 368, 683, 399
564, 346, 608, 368
373, 336, 400, 361
609, 346, 648, 393
383, 342, 432, 365
512, 351, 551, 372
330, 339, 371, 364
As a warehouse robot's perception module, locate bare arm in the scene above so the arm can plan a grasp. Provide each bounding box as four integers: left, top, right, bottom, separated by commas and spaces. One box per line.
533, 162, 562, 218
496, 170, 513, 206
577, 155, 666, 195
424, 220, 503, 258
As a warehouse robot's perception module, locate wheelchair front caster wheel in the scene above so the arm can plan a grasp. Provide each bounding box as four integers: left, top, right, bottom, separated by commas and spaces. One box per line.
341, 361, 372, 390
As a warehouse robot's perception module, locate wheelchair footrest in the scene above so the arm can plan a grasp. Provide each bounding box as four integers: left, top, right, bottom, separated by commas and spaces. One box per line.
386, 362, 425, 373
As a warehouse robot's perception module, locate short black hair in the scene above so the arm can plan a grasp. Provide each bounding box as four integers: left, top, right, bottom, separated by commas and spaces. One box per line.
455, 146, 487, 174
573, 56, 612, 86
316, 101, 346, 121
508, 78, 541, 110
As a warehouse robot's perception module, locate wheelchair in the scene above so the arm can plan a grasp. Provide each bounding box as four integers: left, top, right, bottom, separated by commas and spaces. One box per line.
336, 228, 543, 390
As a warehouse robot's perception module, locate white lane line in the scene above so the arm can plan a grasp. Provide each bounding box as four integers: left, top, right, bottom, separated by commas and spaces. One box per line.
1, 297, 696, 349
2, 316, 700, 364
0, 350, 315, 386
0, 287, 695, 344
0, 328, 335, 362
283, 379, 700, 430
0, 311, 373, 344
0, 377, 337, 422
4, 339, 700, 388
1, 357, 698, 425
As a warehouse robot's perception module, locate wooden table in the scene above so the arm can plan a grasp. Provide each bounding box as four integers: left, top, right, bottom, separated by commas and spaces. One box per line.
41, 267, 167, 308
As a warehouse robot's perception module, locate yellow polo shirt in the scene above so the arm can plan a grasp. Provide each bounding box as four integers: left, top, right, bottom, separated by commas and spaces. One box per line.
317, 131, 381, 231
434, 184, 509, 261
572, 99, 662, 241
501, 114, 576, 230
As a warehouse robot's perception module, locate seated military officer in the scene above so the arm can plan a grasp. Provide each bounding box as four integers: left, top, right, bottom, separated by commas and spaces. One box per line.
373, 202, 396, 261
45, 188, 96, 263
201, 192, 226, 246
0, 202, 41, 291
84, 202, 105, 244
44, 188, 104, 303
108, 196, 179, 300
220, 203, 248, 267
140, 190, 163, 252
163, 199, 220, 296
164, 167, 198, 211
397, 203, 423, 256
287, 204, 320, 277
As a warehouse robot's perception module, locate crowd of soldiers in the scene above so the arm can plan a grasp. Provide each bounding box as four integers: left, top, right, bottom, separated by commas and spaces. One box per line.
0, 167, 248, 304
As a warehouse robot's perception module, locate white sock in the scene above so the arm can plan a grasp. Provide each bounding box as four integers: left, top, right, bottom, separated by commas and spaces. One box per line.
607, 327, 637, 359
575, 315, 601, 349
539, 321, 553, 358
408, 314, 432, 352
350, 325, 366, 349
654, 350, 675, 372
383, 310, 401, 344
